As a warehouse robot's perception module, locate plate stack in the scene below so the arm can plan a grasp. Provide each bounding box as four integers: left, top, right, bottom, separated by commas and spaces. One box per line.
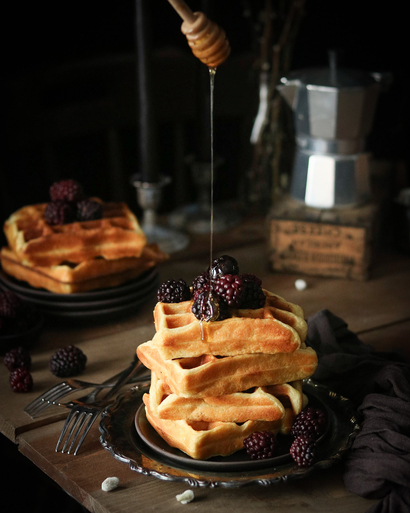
0, 268, 159, 322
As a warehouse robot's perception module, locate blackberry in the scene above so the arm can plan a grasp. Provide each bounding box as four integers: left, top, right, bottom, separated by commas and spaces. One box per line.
192, 282, 211, 303
44, 201, 75, 225
290, 436, 316, 468
191, 290, 230, 322
9, 367, 33, 393
49, 345, 87, 377
77, 199, 103, 221
0, 291, 23, 318
243, 431, 277, 460
4, 347, 31, 371
240, 278, 266, 309
213, 274, 244, 308
49, 179, 84, 203
209, 255, 239, 280
241, 273, 262, 287
192, 272, 210, 292
157, 279, 191, 303
291, 407, 327, 440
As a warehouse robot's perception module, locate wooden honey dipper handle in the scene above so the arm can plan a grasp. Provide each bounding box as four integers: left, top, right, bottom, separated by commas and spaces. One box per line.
167, 0, 230, 68
167, 0, 197, 24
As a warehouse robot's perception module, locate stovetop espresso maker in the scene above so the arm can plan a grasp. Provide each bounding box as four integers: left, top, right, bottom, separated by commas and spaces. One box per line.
277, 53, 384, 209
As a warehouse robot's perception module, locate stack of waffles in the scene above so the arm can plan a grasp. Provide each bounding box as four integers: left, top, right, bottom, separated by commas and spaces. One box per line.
1, 200, 168, 293
137, 290, 318, 460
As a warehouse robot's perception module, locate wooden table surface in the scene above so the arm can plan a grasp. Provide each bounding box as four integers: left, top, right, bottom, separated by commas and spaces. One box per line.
1, 239, 409, 513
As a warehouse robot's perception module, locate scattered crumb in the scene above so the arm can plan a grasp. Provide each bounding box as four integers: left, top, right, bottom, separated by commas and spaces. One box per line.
176, 489, 195, 504
295, 279, 307, 291
101, 477, 120, 492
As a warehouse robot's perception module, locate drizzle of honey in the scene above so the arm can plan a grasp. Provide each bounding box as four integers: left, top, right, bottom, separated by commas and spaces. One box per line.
206, 66, 217, 332
197, 66, 217, 340
209, 67, 216, 270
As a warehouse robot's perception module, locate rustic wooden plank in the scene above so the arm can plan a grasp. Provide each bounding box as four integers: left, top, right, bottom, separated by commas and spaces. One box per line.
0, 324, 154, 442
2, 246, 409, 444
2, 244, 408, 513
358, 320, 410, 362
18, 421, 378, 513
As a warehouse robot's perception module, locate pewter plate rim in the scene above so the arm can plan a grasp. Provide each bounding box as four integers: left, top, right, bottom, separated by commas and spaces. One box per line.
99, 379, 360, 488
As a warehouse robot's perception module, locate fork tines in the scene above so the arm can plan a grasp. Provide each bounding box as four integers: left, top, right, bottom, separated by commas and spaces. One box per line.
24, 382, 74, 418
55, 408, 100, 455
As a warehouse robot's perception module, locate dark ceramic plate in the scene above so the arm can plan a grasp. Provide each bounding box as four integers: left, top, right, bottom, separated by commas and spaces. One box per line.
134, 399, 330, 472
99, 379, 361, 488
5, 272, 159, 312
34, 284, 158, 321
0, 268, 158, 302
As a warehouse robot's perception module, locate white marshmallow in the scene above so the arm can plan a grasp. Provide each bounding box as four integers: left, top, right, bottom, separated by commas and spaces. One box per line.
101, 477, 120, 492
295, 279, 307, 291
176, 489, 195, 504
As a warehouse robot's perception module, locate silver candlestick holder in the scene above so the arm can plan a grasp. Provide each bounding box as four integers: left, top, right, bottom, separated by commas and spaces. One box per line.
131, 174, 189, 254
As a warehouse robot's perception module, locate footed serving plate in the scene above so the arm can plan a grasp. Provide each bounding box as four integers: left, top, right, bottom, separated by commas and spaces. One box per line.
99, 379, 361, 488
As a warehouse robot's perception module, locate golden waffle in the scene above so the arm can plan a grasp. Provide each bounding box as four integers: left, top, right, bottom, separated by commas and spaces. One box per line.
143, 393, 288, 460
0, 244, 167, 294
151, 291, 307, 359
137, 342, 318, 397
3, 200, 147, 267
148, 372, 306, 423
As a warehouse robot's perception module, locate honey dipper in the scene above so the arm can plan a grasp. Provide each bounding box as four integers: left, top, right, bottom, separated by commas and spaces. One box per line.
167, 0, 230, 68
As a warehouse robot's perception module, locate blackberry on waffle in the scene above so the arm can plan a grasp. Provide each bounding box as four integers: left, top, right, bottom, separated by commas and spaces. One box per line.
4, 200, 147, 267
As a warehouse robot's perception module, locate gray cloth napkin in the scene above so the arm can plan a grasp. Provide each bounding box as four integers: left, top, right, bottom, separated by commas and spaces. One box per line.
306, 309, 410, 513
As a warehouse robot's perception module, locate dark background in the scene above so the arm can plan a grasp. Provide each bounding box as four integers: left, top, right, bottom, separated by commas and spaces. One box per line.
2, 0, 409, 221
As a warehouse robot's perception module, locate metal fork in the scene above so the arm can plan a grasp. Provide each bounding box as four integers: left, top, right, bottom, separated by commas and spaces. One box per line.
24, 376, 123, 418
55, 357, 143, 455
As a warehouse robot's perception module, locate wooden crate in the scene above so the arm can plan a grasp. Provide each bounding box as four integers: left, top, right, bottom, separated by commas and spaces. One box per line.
268, 196, 379, 280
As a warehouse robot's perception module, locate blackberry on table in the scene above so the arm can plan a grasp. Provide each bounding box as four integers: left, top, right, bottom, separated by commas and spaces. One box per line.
9, 367, 33, 393
49, 345, 87, 377
290, 436, 317, 468
3, 347, 31, 371
44, 200, 75, 225
49, 179, 84, 203
77, 199, 103, 221
209, 255, 239, 280
291, 407, 327, 440
240, 278, 266, 309
157, 279, 191, 303
213, 274, 244, 308
191, 290, 230, 322
243, 431, 277, 460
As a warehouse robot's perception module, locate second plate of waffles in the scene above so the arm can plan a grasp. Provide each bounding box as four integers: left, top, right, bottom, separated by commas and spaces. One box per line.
0, 179, 168, 319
